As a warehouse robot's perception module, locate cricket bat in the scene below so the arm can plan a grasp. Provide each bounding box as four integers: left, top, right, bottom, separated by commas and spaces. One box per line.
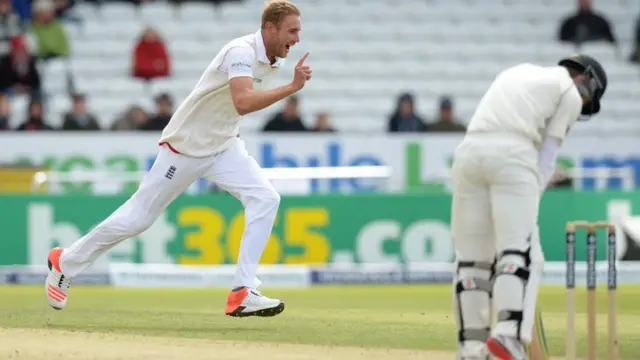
527, 308, 550, 360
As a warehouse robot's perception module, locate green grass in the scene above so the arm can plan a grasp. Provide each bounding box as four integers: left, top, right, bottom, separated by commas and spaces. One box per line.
0, 284, 639, 358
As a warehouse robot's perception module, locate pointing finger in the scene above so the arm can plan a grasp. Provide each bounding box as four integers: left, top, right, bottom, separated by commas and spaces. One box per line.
297, 52, 309, 66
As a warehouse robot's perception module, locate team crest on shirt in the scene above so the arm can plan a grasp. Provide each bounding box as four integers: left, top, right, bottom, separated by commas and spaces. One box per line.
253, 77, 262, 83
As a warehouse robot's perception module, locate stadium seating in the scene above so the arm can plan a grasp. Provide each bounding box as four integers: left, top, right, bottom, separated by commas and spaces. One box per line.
29, 0, 640, 133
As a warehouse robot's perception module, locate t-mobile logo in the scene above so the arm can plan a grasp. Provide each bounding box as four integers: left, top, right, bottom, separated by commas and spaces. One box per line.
165, 166, 176, 180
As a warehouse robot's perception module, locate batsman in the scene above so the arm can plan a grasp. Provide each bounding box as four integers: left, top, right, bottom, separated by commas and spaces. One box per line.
450, 54, 607, 360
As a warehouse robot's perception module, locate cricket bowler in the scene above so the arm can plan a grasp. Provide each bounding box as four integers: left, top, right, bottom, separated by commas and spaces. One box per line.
45, 0, 311, 318
450, 54, 607, 359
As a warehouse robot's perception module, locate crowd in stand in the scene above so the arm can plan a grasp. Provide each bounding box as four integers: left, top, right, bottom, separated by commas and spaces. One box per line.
0, 0, 637, 133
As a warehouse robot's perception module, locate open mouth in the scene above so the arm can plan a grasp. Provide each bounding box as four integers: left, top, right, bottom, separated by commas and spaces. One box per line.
285, 44, 292, 51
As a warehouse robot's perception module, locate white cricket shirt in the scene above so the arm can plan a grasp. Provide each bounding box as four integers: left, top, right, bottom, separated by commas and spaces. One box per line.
466, 63, 583, 149
158, 30, 284, 157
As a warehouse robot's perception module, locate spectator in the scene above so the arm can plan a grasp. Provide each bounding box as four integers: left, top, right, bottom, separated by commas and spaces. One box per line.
61, 94, 100, 130
29, 0, 70, 60
0, 93, 10, 130
16, 98, 54, 130
166, 0, 241, 6
11, 0, 30, 23
558, 0, 615, 45
140, 93, 173, 130
387, 92, 426, 132
426, 96, 466, 133
132, 27, 171, 81
630, 14, 640, 63
123, 0, 154, 5
111, 105, 149, 131
311, 112, 336, 132
262, 96, 307, 132
0, 0, 22, 56
0, 36, 41, 97
54, 0, 78, 21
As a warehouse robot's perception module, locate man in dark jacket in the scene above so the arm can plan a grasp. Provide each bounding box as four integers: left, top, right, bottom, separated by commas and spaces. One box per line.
16, 98, 54, 131
262, 95, 307, 132
427, 96, 467, 133
387, 92, 426, 133
140, 93, 173, 131
0, 36, 41, 97
558, 0, 616, 45
61, 94, 100, 130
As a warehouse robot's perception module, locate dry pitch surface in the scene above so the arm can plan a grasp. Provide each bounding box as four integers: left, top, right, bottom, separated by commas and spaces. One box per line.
0, 328, 454, 360
0, 328, 579, 360
1, 285, 638, 359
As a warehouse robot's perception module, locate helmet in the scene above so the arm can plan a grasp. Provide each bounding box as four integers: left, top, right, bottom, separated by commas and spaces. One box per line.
558, 54, 607, 116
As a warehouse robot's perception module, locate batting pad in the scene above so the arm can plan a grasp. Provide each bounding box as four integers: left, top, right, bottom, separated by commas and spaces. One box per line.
454, 261, 494, 357
493, 229, 544, 344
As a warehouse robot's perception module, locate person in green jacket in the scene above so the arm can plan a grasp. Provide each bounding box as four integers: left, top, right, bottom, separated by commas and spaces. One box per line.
29, 0, 70, 60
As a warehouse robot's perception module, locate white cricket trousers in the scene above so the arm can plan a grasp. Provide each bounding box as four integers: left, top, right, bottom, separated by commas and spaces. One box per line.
451, 133, 545, 344
58, 137, 280, 289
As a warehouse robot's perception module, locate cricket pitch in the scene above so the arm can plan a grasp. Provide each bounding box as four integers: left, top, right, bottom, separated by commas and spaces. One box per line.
0, 328, 453, 360
1, 285, 638, 359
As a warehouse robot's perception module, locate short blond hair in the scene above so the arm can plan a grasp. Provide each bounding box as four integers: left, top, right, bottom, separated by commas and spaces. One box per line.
261, 0, 300, 29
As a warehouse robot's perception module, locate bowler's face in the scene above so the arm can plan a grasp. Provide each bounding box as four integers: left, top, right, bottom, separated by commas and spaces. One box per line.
276, 15, 301, 58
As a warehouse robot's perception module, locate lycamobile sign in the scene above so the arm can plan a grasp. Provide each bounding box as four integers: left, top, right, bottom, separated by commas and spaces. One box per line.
1, 133, 639, 193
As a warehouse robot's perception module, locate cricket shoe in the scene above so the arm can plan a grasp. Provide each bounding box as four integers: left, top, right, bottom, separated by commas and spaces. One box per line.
225, 287, 284, 317
45, 247, 72, 310
456, 342, 490, 360
456, 352, 490, 360
486, 335, 527, 360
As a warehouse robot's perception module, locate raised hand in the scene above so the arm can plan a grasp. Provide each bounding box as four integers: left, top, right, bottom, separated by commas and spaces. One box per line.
292, 52, 312, 90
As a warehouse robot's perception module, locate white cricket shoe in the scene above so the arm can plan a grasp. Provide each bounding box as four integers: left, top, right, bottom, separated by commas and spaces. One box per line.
456, 341, 490, 360
45, 247, 73, 310
486, 335, 527, 360
225, 287, 284, 317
